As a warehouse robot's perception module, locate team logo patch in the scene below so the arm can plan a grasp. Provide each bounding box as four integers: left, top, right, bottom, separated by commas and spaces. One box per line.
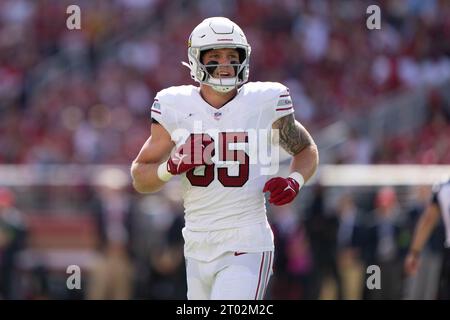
213, 111, 222, 120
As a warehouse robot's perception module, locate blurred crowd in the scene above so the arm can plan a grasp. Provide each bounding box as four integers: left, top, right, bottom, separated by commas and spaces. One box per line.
0, 0, 449, 165
1, 0, 450, 300
269, 184, 446, 300
1, 181, 446, 300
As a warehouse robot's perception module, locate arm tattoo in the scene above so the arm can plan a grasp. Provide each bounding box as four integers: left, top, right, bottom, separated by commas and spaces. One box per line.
273, 114, 314, 156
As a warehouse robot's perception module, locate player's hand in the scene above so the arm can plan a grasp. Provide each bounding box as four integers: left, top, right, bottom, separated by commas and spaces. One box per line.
404, 251, 421, 276
263, 176, 300, 206
167, 135, 213, 175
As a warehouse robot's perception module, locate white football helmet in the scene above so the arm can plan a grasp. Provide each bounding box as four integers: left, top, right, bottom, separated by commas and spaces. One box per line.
182, 17, 251, 93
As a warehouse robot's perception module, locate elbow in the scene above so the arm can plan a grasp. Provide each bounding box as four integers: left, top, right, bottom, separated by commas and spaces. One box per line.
294, 144, 319, 179
130, 162, 162, 194
311, 144, 320, 175
132, 180, 150, 194
311, 143, 319, 166
130, 162, 150, 194
131, 177, 160, 194
296, 143, 319, 166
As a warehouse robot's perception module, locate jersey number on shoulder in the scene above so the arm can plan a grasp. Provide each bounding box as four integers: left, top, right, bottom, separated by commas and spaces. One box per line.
186, 132, 249, 187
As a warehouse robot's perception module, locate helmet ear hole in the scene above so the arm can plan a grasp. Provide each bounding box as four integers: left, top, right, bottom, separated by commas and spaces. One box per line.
236, 48, 246, 63
238, 70, 243, 81
200, 49, 212, 64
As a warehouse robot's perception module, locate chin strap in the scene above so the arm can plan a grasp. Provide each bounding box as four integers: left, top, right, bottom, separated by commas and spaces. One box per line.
211, 85, 235, 93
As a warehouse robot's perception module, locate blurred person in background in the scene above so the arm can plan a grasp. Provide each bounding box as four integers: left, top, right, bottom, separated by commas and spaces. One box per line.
131, 17, 318, 299
364, 186, 410, 299
403, 185, 445, 300
304, 184, 341, 300
146, 201, 187, 299
87, 168, 135, 300
405, 177, 450, 299
0, 187, 28, 299
270, 205, 312, 299
335, 192, 365, 300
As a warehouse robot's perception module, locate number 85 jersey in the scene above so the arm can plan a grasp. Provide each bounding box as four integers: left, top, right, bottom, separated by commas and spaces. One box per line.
151, 82, 294, 232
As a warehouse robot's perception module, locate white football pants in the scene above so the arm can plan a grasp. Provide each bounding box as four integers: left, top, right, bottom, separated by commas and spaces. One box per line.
186, 251, 273, 300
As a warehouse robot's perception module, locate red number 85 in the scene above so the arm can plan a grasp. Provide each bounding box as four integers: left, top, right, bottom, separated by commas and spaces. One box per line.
186, 132, 249, 187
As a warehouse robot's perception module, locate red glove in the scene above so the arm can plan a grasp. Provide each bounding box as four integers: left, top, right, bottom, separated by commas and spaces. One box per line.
263, 176, 300, 206
167, 135, 213, 175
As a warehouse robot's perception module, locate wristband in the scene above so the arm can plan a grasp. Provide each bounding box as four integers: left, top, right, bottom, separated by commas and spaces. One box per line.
289, 172, 305, 189
157, 161, 173, 182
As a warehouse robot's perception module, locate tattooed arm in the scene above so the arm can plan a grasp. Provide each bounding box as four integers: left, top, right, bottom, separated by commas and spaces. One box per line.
272, 114, 319, 183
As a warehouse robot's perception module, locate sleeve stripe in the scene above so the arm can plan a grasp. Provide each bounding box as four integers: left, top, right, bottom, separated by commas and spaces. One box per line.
154, 99, 159, 101
276, 106, 293, 111
279, 94, 290, 98
151, 109, 161, 114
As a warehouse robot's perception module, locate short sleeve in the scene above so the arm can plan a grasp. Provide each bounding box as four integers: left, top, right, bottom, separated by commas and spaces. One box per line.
430, 182, 441, 205
271, 85, 294, 124
150, 92, 175, 136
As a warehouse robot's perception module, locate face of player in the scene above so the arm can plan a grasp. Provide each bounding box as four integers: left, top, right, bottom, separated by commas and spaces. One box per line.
201, 48, 240, 79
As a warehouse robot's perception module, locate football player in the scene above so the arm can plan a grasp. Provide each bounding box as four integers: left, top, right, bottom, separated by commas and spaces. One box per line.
405, 177, 450, 299
131, 17, 319, 300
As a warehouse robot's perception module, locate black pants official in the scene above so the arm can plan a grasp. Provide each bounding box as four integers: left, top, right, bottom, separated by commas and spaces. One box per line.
438, 247, 450, 300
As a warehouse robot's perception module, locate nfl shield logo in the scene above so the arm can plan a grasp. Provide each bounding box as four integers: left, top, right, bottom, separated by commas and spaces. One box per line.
213, 111, 222, 120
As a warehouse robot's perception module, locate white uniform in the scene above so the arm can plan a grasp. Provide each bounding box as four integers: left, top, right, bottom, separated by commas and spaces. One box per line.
431, 178, 450, 299
432, 179, 450, 248
151, 81, 294, 299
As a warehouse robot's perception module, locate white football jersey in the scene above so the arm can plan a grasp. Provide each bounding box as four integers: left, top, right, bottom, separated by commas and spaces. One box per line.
432, 178, 450, 248
151, 82, 294, 260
